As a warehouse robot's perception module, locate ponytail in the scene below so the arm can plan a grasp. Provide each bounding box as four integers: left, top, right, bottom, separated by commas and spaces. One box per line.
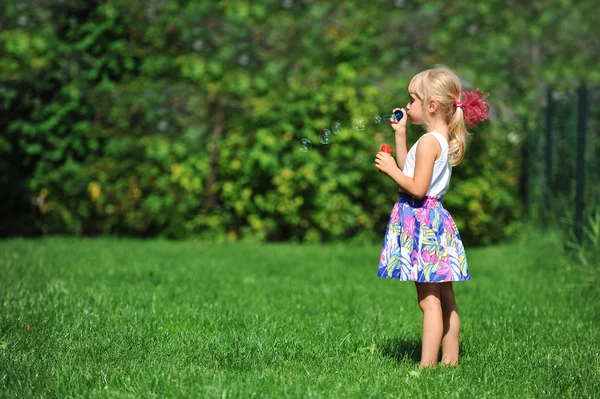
448, 107, 467, 166
448, 88, 490, 166
408, 66, 490, 166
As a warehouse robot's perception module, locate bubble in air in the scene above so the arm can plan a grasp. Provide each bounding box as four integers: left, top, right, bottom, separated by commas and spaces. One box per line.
352, 118, 366, 131
332, 121, 341, 134
319, 129, 332, 144
193, 40, 204, 51
373, 115, 382, 124
158, 120, 169, 132
298, 138, 312, 152
238, 55, 249, 66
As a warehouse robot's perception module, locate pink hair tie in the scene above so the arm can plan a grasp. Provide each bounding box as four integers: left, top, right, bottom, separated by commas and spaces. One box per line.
460, 88, 490, 127
455, 101, 464, 108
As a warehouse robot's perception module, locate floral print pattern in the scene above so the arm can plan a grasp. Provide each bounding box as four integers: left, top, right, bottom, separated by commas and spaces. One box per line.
378, 193, 470, 283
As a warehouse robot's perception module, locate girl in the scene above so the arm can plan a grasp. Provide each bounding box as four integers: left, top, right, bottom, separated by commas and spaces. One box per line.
374, 65, 489, 369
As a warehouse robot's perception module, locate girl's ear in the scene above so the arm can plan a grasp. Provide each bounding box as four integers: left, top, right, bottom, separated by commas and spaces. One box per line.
428, 99, 439, 114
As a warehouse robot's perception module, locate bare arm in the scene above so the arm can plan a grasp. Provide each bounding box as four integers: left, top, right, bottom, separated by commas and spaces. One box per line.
395, 132, 408, 170
376, 135, 440, 199
390, 108, 408, 170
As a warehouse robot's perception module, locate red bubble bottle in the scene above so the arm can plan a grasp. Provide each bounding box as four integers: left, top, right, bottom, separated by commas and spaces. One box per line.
378, 144, 392, 173
380, 144, 392, 155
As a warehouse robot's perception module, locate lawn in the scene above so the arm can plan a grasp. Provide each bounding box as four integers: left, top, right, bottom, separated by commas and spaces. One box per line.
1, 234, 598, 398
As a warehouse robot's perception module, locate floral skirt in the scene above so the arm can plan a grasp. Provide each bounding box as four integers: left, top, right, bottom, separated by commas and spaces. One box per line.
378, 193, 470, 283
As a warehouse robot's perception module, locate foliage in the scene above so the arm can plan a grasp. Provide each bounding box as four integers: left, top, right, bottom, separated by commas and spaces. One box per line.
1, 0, 597, 243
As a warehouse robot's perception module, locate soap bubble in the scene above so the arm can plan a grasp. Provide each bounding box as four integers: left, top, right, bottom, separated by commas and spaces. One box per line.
193, 40, 204, 51
332, 121, 341, 134
158, 120, 169, 132
352, 118, 366, 131
373, 115, 382, 124
319, 129, 332, 144
238, 54, 249, 66
298, 138, 312, 152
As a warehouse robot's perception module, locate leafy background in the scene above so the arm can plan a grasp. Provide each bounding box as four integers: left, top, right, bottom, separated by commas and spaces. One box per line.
1, 0, 598, 245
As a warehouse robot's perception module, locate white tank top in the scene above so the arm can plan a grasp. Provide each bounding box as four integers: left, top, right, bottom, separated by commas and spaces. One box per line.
401, 132, 452, 197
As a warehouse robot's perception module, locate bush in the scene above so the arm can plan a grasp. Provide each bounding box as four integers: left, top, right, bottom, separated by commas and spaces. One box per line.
1, 1, 529, 244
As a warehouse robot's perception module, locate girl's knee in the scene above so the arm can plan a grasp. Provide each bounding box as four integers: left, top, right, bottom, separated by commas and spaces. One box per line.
418, 294, 441, 313
415, 282, 442, 312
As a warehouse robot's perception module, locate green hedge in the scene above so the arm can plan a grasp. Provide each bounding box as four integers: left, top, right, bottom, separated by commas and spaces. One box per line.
4, 0, 594, 244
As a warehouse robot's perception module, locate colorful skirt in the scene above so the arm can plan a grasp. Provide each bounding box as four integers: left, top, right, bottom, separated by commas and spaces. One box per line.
378, 193, 470, 283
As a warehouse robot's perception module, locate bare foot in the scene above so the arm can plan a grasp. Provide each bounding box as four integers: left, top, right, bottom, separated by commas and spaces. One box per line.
418, 361, 437, 370
440, 359, 458, 368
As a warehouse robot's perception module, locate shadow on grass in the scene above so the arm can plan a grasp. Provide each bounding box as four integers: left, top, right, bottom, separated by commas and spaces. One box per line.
379, 336, 469, 365
379, 337, 421, 363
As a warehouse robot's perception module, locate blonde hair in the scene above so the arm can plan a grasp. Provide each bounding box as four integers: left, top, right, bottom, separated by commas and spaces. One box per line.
407, 65, 468, 166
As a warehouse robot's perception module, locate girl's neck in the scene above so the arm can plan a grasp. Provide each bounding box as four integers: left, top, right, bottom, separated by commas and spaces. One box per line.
426, 119, 449, 137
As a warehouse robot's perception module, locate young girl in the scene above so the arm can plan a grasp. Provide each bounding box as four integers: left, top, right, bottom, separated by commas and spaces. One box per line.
374, 65, 489, 369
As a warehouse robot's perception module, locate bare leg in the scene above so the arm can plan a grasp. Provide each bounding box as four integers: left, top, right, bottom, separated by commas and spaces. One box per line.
440, 282, 460, 366
415, 282, 443, 369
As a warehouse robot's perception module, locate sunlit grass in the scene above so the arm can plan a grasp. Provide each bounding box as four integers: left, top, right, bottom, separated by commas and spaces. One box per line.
0, 235, 598, 398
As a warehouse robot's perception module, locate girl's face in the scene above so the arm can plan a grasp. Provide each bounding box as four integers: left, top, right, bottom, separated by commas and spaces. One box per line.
406, 92, 425, 125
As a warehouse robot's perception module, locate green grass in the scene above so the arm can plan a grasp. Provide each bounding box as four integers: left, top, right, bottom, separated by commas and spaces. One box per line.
1, 235, 598, 398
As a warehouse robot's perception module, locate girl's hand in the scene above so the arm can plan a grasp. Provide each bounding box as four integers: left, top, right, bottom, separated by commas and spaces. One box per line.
390, 107, 407, 135
375, 152, 399, 175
